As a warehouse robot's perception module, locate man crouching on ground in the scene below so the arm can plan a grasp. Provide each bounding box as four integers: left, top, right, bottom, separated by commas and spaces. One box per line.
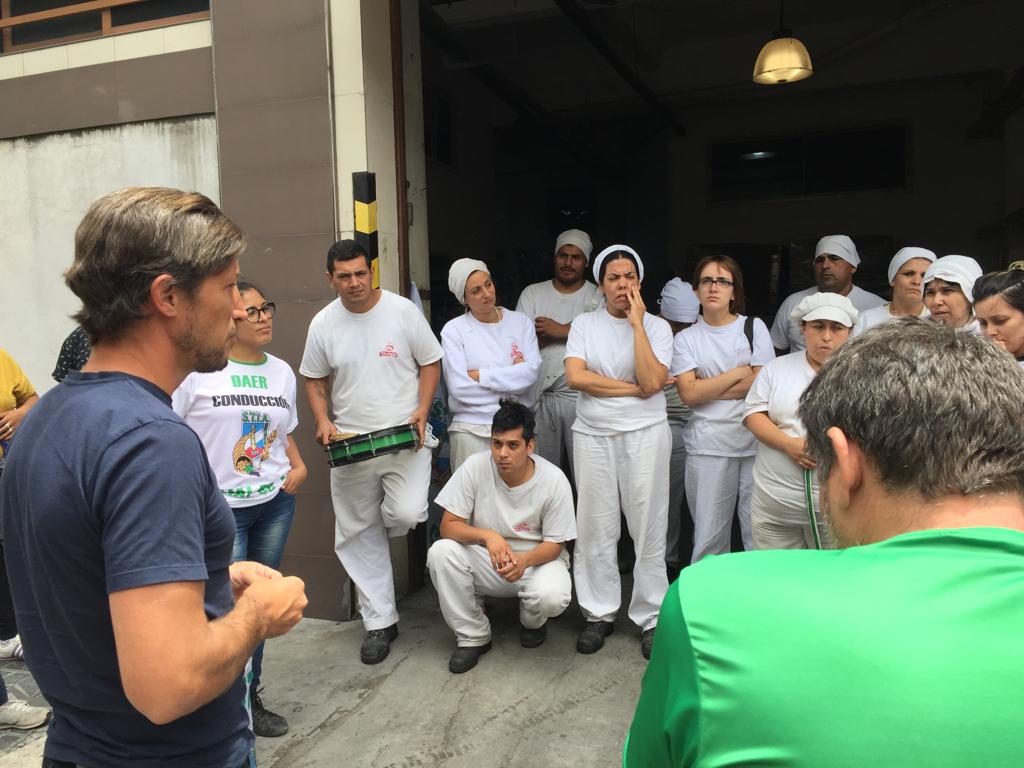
428, 398, 576, 673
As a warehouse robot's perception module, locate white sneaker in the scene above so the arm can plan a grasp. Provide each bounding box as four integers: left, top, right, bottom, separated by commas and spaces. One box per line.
0, 700, 49, 729
0, 636, 22, 660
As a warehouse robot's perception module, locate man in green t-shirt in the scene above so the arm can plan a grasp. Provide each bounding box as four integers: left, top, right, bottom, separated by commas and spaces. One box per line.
625, 319, 1024, 767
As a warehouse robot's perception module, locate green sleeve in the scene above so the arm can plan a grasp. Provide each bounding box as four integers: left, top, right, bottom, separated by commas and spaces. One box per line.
623, 579, 702, 767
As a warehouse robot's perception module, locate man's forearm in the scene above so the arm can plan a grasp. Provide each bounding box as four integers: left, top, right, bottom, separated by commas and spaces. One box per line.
304, 376, 331, 423
417, 362, 441, 414
521, 541, 563, 568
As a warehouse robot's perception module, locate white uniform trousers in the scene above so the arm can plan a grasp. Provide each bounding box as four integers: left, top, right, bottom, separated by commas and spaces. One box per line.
665, 420, 688, 568
426, 539, 572, 647
533, 392, 577, 482
330, 447, 431, 630
686, 453, 754, 564
750, 481, 830, 550
448, 431, 490, 472
573, 422, 670, 631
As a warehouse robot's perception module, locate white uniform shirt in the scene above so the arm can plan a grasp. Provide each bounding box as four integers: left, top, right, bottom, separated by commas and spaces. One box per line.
516, 279, 603, 395
441, 308, 541, 425
564, 309, 674, 436
173, 354, 298, 508
299, 291, 443, 434
743, 351, 816, 511
434, 452, 577, 566
671, 315, 774, 457
771, 285, 886, 351
853, 303, 929, 335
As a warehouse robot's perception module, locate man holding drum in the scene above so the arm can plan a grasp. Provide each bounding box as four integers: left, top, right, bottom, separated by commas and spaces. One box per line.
301, 239, 443, 665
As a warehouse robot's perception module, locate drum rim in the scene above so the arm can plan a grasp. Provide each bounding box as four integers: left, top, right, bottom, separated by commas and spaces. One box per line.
327, 424, 418, 446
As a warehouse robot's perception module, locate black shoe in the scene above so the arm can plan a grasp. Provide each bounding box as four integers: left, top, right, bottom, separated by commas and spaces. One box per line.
360, 623, 399, 665
251, 690, 289, 737
641, 627, 656, 660
520, 622, 548, 649
576, 620, 615, 654
448, 641, 492, 674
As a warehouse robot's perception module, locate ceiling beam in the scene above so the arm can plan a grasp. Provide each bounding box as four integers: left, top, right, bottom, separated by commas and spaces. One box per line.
551, 0, 685, 136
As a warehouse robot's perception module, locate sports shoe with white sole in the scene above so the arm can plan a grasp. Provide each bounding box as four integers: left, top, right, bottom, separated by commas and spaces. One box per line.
0, 635, 23, 660
0, 700, 50, 729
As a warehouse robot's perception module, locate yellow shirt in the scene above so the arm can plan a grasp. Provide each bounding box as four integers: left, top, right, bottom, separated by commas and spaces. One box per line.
0, 349, 36, 461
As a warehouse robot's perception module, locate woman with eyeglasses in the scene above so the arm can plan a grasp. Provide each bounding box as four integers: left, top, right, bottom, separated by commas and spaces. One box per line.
672, 255, 774, 563
172, 279, 307, 738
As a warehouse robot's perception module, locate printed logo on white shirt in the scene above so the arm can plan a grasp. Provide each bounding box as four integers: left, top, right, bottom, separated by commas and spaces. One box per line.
378, 343, 399, 358
510, 342, 525, 364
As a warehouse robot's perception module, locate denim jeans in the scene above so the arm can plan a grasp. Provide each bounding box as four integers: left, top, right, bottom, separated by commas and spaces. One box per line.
232, 490, 296, 690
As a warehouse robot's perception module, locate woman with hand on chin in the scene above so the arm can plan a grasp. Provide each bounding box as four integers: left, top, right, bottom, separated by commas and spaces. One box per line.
672, 255, 774, 564
923, 255, 984, 332
173, 280, 306, 738
974, 268, 1024, 367
565, 245, 673, 661
441, 258, 541, 470
855, 247, 935, 334
744, 293, 858, 550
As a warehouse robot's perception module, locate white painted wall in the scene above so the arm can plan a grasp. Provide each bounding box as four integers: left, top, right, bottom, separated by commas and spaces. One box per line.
0, 115, 219, 392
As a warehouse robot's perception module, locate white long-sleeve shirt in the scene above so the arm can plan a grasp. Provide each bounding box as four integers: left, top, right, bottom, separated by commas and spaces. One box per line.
441, 308, 541, 426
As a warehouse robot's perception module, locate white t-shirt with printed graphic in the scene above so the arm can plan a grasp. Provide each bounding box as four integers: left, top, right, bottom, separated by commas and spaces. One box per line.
564, 309, 674, 436
441, 308, 541, 427
173, 354, 298, 508
299, 291, 444, 435
671, 315, 775, 457
434, 451, 576, 566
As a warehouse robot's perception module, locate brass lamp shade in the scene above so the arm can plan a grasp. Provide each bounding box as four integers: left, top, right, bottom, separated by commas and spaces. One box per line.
753, 36, 813, 84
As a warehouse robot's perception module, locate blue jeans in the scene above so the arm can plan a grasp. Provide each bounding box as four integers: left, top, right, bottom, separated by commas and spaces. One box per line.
232, 491, 295, 690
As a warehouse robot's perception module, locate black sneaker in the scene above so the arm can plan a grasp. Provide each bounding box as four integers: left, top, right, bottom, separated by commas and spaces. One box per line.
360, 623, 399, 665
520, 622, 548, 649
576, 620, 614, 654
448, 641, 492, 674
641, 627, 656, 660
251, 690, 289, 737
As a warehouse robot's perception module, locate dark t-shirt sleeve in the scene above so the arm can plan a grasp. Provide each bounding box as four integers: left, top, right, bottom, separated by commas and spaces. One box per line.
97, 419, 212, 593
623, 579, 702, 767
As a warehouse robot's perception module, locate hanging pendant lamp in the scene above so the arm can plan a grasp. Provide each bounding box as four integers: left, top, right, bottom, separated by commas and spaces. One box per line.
753, 0, 813, 85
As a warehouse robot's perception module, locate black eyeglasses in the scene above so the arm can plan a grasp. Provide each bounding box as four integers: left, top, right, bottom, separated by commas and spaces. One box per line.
698, 277, 734, 288
244, 302, 276, 323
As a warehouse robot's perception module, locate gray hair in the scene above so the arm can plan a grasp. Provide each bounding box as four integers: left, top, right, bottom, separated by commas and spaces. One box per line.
798, 318, 1024, 500
65, 187, 246, 343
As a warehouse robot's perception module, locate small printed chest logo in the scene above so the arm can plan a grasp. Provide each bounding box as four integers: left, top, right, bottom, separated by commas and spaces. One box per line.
379, 343, 399, 358
510, 343, 525, 364
513, 522, 530, 533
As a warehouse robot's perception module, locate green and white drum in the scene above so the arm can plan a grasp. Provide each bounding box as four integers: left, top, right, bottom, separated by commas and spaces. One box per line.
325, 425, 419, 467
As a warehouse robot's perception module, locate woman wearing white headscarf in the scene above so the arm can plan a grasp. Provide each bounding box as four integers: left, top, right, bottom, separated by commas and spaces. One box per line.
565, 245, 673, 660
441, 258, 541, 469
743, 293, 858, 550
854, 247, 936, 334
923, 255, 984, 332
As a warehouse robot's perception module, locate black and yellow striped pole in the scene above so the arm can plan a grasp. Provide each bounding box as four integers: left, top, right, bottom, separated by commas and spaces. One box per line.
353, 172, 379, 289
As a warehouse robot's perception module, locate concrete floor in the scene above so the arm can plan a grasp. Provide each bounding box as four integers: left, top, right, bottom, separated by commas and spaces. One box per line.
0, 582, 647, 768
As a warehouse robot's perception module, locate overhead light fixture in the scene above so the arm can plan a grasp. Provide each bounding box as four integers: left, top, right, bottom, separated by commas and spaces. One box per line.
741, 151, 776, 160
753, 0, 813, 85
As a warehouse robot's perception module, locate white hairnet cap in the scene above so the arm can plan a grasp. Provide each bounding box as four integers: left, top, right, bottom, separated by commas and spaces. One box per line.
924, 255, 984, 303
887, 247, 936, 285
659, 278, 700, 322
790, 292, 859, 328
448, 258, 490, 305
554, 229, 593, 263
592, 244, 644, 283
815, 235, 860, 267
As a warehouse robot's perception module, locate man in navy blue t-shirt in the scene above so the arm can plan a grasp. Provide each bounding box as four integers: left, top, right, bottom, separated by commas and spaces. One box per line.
0, 188, 308, 768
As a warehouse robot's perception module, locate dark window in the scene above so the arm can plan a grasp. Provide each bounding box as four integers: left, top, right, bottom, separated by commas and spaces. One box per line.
111, 0, 209, 27
9, 0, 100, 48
423, 86, 453, 166
711, 125, 907, 202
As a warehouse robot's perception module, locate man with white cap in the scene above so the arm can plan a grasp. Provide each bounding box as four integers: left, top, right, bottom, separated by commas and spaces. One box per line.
924, 255, 985, 332
744, 293, 858, 550
770, 235, 885, 354
441, 258, 541, 470
301, 239, 443, 665
657, 278, 699, 579
516, 230, 603, 479
855, 247, 936, 334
